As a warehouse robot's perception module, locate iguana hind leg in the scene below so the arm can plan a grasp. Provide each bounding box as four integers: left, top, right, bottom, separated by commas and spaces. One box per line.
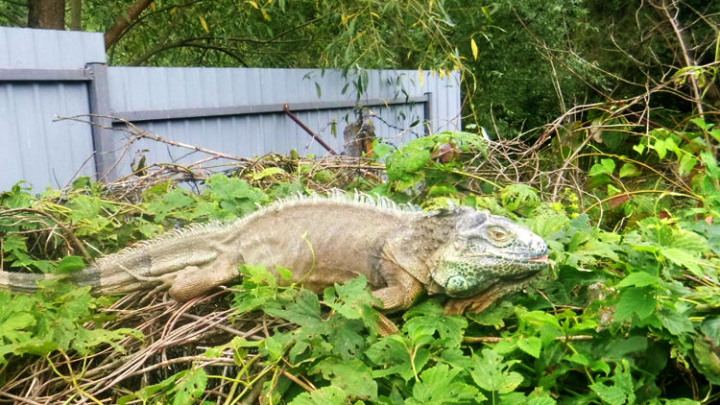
166, 256, 240, 301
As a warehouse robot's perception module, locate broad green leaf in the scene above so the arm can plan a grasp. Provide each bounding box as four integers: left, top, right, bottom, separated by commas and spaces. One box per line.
118, 373, 180, 405
690, 117, 713, 130
616, 272, 659, 288
590, 361, 635, 405
262, 332, 294, 361
658, 308, 694, 336
55, 255, 86, 274
662, 248, 704, 277
288, 386, 348, 405
700, 151, 720, 180
470, 348, 523, 394
0, 312, 35, 342
701, 318, 720, 344
407, 364, 480, 405
711, 129, 720, 143
276, 265, 293, 281
615, 287, 656, 322
678, 154, 698, 177
324, 276, 381, 331
654, 138, 667, 159
589, 158, 616, 177
527, 396, 558, 405
618, 163, 641, 178
694, 338, 720, 385
516, 336, 542, 358
607, 184, 621, 196
366, 335, 428, 381
590, 384, 626, 405
404, 300, 467, 348
264, 289, 323, 329
605, 336, 648, 360
310, 357, 377, 399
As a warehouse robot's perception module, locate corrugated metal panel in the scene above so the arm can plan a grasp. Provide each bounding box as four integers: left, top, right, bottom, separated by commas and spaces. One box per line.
0, 28, 104, 191
0, 82, 97, 191
0, 27, 105, 69
105, 67, 460, 176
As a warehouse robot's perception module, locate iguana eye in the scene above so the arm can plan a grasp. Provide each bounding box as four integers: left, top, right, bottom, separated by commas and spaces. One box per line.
487, 227, 511, 243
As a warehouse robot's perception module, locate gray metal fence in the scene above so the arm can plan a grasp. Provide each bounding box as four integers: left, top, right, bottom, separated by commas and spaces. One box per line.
0, 27, 461, 191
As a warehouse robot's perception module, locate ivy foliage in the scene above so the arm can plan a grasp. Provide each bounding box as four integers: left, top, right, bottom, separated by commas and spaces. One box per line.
0, 130, 719, 402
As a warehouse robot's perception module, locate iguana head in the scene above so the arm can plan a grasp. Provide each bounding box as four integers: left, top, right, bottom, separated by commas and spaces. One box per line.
430, 207, 549, 298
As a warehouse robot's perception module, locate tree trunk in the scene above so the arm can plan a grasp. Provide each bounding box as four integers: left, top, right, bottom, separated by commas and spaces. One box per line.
28, 0, 65, 29
69, 0, 81, 31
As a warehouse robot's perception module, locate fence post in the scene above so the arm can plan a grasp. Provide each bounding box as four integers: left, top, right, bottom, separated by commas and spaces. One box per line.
86, 62, 118, 182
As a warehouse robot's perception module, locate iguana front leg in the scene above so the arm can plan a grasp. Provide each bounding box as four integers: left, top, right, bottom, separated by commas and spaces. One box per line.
370, 248, 426, 335
374, 246, 426, 311
165, 254, 241, 301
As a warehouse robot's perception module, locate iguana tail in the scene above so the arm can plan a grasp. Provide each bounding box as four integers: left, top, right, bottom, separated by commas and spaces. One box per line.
0, 267, 102, 294
0, 269, 56, 293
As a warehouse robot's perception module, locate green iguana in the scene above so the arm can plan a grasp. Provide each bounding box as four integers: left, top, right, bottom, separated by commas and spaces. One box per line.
0, 193, 549, 317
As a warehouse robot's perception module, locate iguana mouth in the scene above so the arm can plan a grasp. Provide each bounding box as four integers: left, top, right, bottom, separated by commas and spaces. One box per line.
527, 254, 549, 263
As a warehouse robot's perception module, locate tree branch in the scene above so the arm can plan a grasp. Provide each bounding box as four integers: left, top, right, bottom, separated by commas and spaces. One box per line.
104, 0, 154, 49
657, 0, 704, 115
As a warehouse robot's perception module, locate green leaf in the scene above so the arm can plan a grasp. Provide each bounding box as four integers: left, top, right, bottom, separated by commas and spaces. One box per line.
310, 357, 377, 399
55, 255, 86, 274
366, 335, 428, 381
470, 348, 523, 394
527, 395, 558, 405
288, 386, 348, 405
693, 338, 720, 385
607, 184, 621, 196
690, 117, 713, 131
407, 364, 480, 405
264, 289, 323, 329
118, 373, 180, 405
615, 287, 656, 322
404, 300, 467, 348
0, 312, 35, 342
590, 383, 627, 405
516, 336, 542, 358
701, 318, 720, 345
589, 158, 616, 176
67, 195, 103, 220
678, 153, 698, 177
700, 151, 720, 180
276, 265, 293, 281
251, 167, 286, 181
324, 276, 381, 331
662, 248, 704, 277
654, 139, 667, 160
589, 361, 636, 405
658, 308, 694, 336
616, 272, 659, 288
710, 129, 720, 144
618, 163, 641, 178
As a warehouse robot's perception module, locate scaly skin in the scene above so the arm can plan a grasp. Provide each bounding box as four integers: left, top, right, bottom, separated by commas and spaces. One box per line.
0, 194, 549, 318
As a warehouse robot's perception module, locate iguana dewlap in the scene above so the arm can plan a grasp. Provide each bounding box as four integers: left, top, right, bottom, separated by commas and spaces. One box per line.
0, 194, 549, 315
